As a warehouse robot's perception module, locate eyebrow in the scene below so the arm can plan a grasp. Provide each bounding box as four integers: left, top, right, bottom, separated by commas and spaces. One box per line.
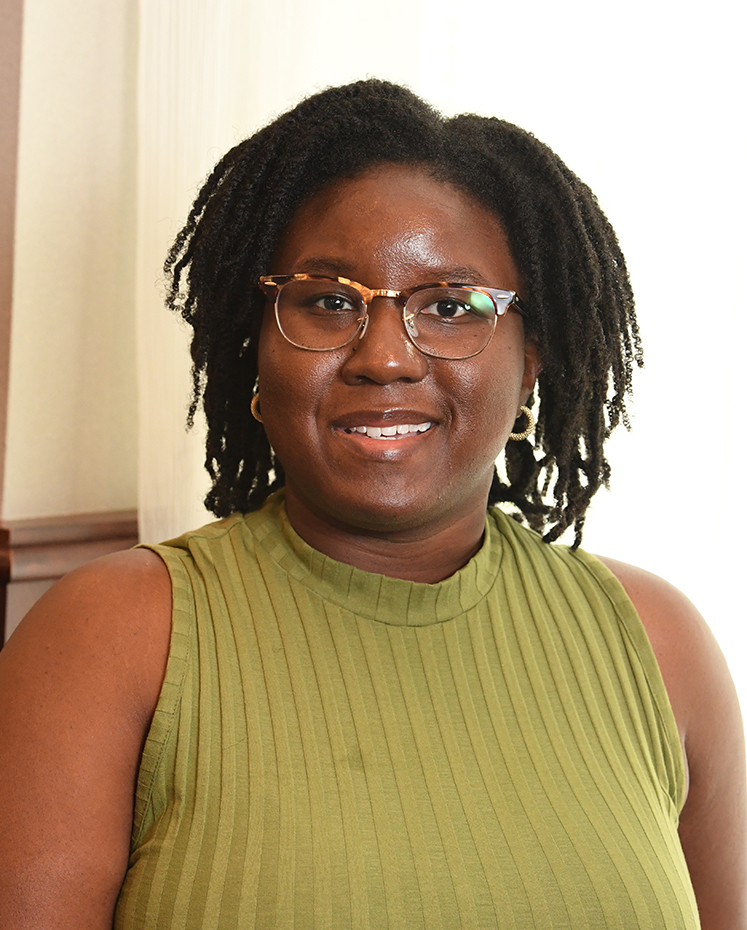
289, 258, 491, 285
292, 258, 355, 277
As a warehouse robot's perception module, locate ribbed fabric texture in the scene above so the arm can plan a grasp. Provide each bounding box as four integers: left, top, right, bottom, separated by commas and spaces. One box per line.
114, 492, 699, 929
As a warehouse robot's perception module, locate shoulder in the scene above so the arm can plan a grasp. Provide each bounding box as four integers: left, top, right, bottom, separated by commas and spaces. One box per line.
597, 557, 747, 925
495, 518, 723, 733
594, 555, 734, 743
2, 547, 172, 724
595, 556, 747, 925
0, 549, 173, 926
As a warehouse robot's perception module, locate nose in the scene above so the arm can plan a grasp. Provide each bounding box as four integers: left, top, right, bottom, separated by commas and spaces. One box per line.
340, 296, 428, 385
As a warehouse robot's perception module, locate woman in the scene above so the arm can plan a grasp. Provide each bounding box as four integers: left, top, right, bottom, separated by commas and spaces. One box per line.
0, 80, 744, 929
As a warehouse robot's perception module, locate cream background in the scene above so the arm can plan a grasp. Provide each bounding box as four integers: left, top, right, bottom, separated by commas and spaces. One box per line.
5, 0, 138, 519
5, 0, 746, 709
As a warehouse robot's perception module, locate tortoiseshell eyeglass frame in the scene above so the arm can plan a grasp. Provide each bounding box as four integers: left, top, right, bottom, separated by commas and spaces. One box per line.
259, 273, 527, 360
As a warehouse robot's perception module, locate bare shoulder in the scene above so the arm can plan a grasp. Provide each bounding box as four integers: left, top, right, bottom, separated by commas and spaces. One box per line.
595, 555, 732, 738
2, 546, 172, 722
597, 555, 747, 929
0, 549, 172, 929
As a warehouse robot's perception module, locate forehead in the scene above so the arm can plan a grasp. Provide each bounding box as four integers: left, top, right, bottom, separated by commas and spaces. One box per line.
270, 165, 521, 290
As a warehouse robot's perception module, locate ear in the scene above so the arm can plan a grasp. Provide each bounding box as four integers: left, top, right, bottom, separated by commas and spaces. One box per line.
520, 339, 542, 404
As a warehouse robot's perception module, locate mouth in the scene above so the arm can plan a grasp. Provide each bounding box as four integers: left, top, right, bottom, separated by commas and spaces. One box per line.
341, 422, 432, 440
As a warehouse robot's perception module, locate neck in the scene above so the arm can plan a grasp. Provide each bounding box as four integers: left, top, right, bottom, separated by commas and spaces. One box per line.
283, 491, 488, 583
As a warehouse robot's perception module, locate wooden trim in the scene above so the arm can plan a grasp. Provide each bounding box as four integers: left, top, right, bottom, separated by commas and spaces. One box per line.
0, 0, 24, 511
3, 509, 138, 581
4, 509, 138, 549
1, 510, 138, 642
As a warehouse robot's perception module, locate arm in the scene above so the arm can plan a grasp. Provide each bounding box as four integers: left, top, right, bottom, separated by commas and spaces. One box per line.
0, 549, 172, 930
599, 557, 747, 930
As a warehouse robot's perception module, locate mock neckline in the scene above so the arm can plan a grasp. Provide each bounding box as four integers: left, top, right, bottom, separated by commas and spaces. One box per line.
252, 492, 504, 627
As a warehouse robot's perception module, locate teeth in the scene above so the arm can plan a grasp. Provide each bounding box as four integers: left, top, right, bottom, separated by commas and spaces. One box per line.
344, 422, 432, 439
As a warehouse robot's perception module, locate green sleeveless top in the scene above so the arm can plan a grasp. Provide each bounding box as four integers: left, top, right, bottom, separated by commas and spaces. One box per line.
114, 492, 699, 929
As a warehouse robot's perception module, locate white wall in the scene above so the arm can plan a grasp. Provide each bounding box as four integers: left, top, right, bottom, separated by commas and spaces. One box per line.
3, 0, 138, 520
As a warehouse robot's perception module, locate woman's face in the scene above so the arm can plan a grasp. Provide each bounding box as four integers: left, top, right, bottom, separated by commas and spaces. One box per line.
258, 165, 539, 537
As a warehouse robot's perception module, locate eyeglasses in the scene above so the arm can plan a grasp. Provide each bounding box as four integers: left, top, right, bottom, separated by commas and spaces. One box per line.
259, 274, 526, 360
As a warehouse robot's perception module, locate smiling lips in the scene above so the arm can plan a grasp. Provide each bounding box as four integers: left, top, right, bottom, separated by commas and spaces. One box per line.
342, 422, 432, 440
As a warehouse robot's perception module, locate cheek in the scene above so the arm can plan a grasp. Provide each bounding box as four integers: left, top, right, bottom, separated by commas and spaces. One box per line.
451, 340, 527, 447
257, 321, 335, 452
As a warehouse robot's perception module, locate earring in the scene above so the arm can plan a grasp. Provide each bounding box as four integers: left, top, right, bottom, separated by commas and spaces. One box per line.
250, 392, 263, 423
509, 405, 535, 441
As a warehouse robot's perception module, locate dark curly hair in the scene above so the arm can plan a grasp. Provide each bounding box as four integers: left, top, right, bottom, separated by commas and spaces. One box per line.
165, 79, 642, 547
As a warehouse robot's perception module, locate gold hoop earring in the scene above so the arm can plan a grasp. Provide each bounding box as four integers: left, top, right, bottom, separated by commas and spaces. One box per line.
509, 405, 535, 441
250, 392, 263, 423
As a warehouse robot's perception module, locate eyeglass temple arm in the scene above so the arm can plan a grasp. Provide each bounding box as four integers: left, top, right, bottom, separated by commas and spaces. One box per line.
510, 294, 527, 318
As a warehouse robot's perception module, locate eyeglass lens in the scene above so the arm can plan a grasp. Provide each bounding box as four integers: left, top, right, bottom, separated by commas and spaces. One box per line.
275, 279, 497, 359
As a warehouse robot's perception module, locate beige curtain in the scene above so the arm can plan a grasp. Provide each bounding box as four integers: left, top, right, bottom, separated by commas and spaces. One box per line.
136, 0, 255, 542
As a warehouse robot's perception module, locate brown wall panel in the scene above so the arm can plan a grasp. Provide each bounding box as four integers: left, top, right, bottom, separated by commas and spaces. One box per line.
1, 509, 138, 642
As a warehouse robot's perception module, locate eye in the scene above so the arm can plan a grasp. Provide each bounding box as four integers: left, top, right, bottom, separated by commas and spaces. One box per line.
313, 293, 357, 313
414, 287, 496, 322
420, 298, 471, 319
279, 278, 363, 325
